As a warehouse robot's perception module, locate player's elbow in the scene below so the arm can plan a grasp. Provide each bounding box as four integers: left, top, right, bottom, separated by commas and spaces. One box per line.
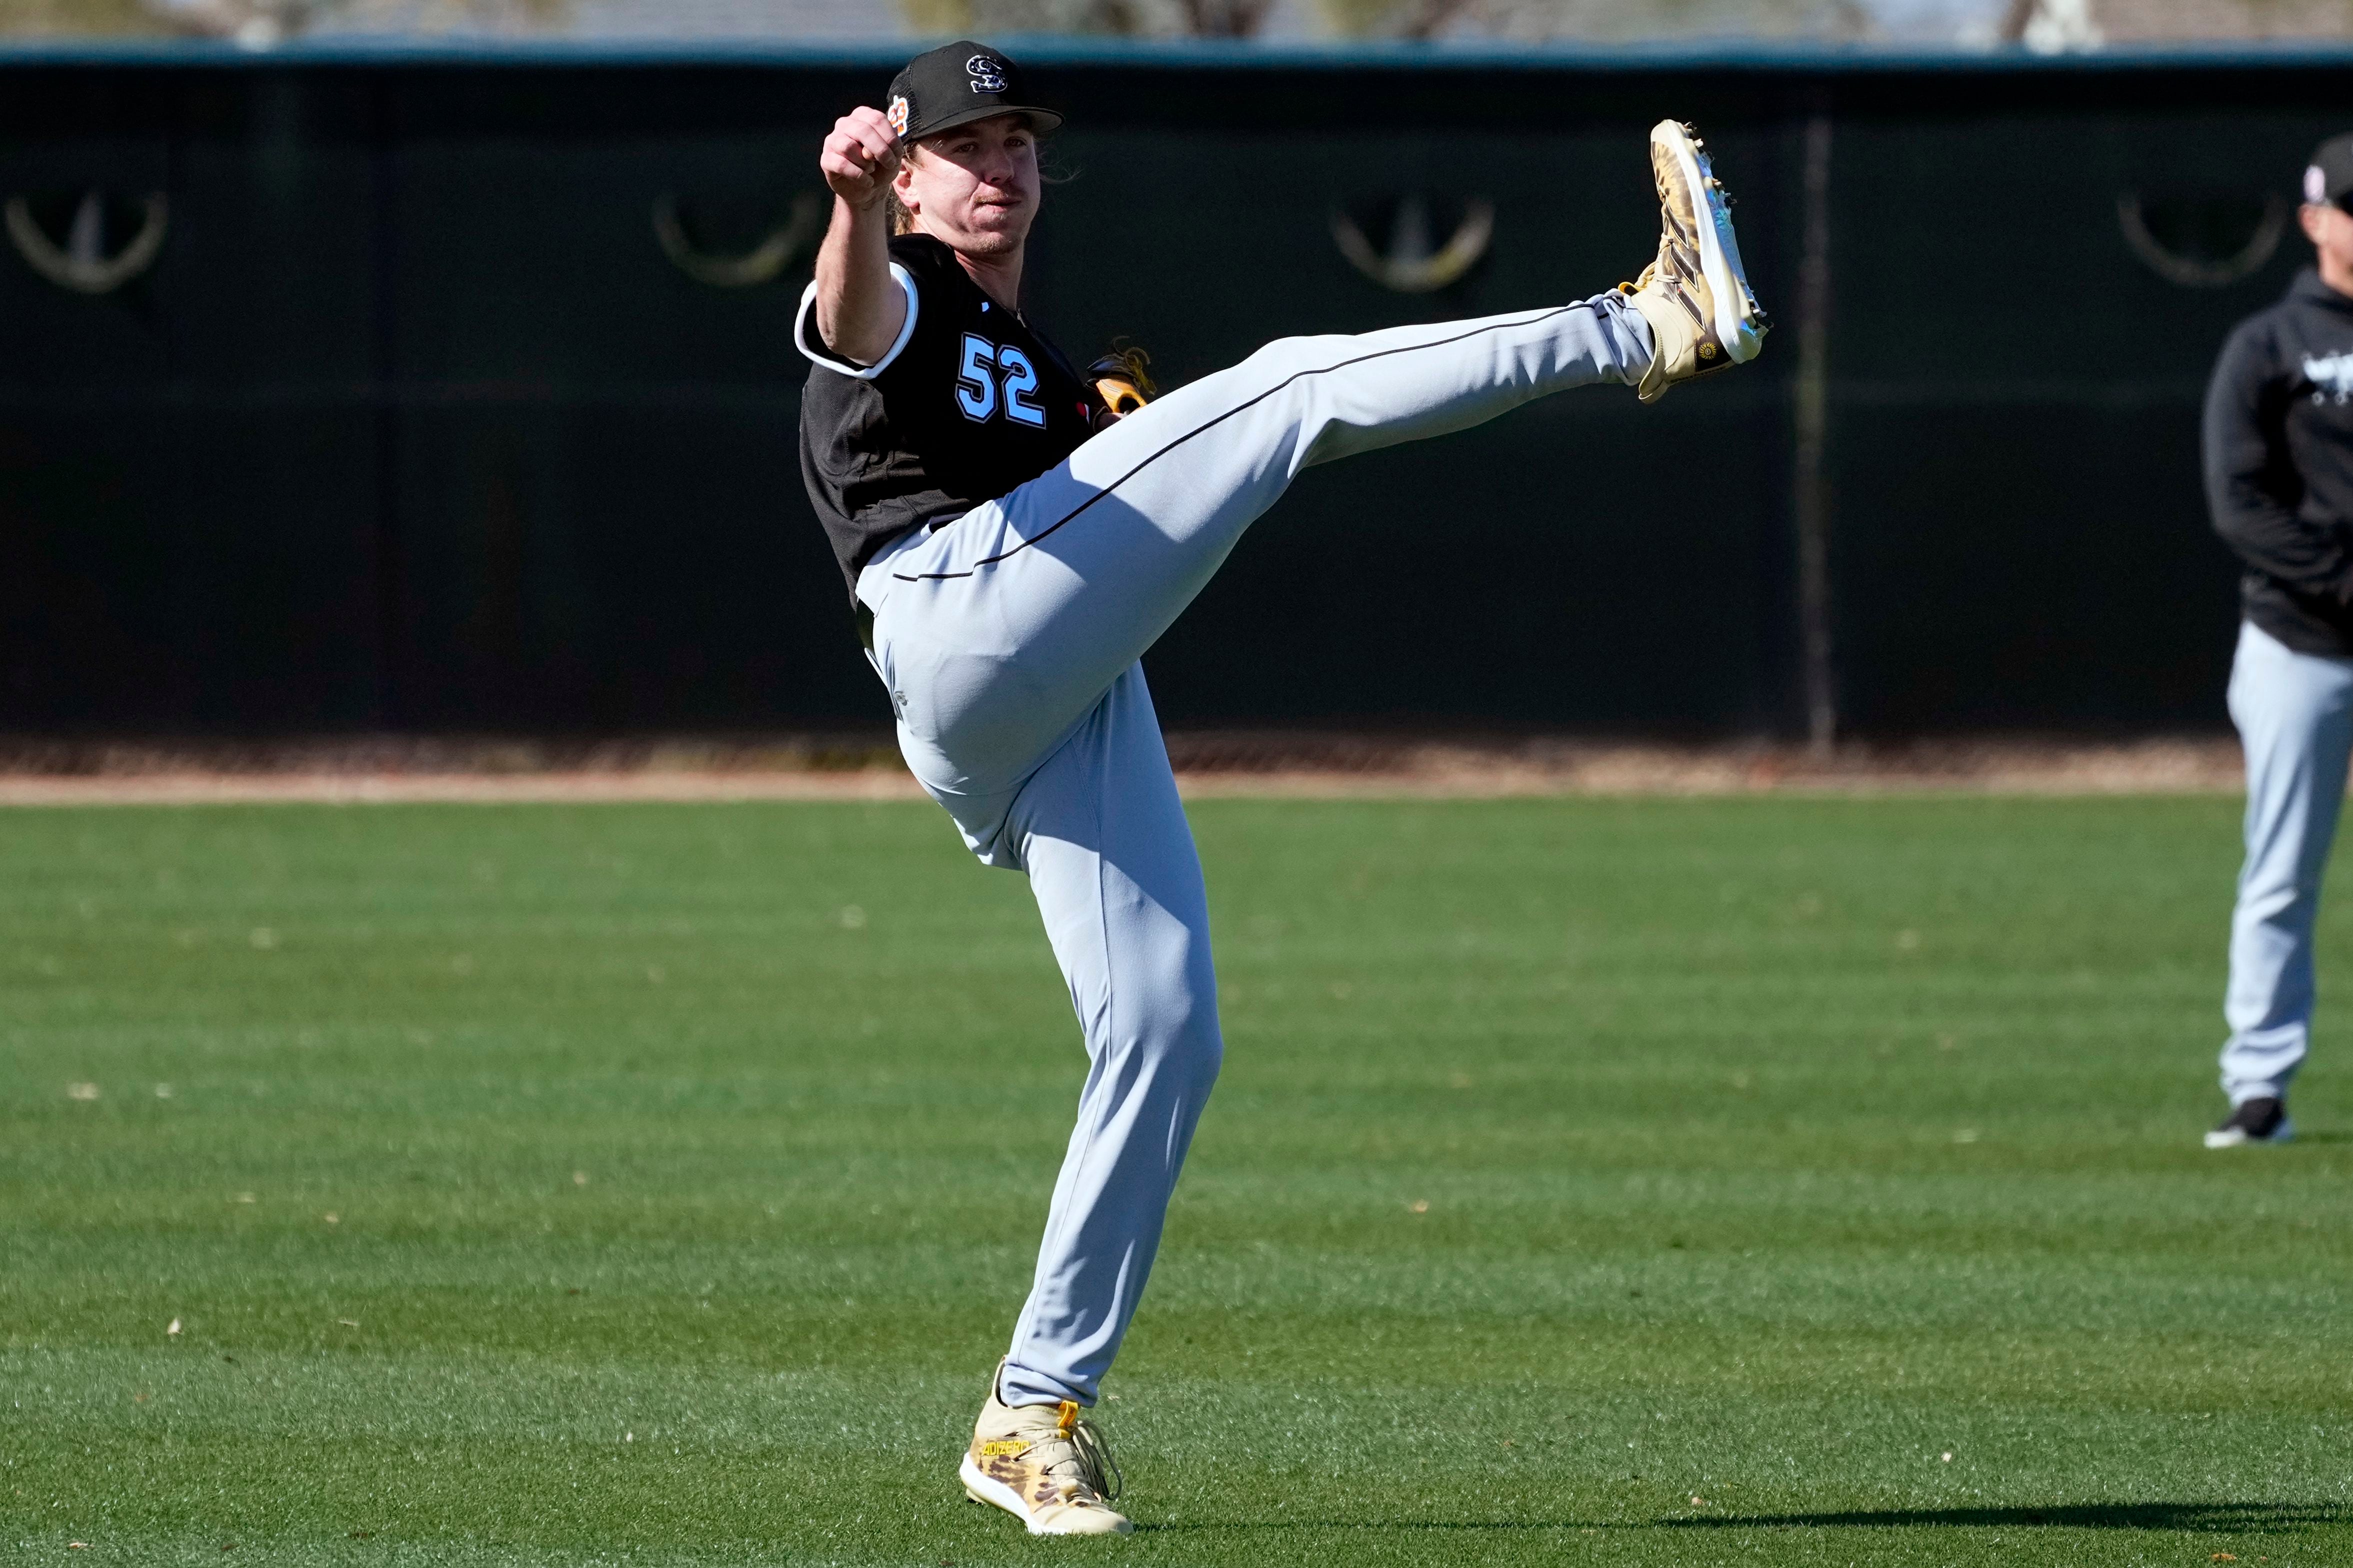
2206, 479, 2280, 547
814, 300, 896, 370
2206, 495, 2246, 546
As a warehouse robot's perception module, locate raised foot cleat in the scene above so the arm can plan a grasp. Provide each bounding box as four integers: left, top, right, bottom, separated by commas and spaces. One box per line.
1621, 117, 1768, 403
958, 1365, 1132, 1536
2204, 1096, 2294, 1149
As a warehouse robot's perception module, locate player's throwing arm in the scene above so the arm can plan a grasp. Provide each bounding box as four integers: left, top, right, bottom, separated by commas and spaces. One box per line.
812, 105, 906, 367
792, 39, 1767, 1538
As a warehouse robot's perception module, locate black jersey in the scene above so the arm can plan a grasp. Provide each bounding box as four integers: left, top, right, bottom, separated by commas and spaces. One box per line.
2206, 269, 2353, 655
798, 233, 1097, 597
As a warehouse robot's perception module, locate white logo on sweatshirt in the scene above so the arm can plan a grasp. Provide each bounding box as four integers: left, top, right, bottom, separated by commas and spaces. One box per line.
2305, 350, 2353, 405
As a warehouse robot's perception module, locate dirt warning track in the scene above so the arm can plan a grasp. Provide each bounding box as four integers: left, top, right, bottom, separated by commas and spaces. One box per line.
0, 733, 2252, 805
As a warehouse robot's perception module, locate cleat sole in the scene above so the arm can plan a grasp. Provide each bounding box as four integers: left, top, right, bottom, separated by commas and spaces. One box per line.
956, 1454, 1134, 1536
1652, 120, 1764, 363
960, 1454, 1054, 1535
2205, 1116, 2294, 1149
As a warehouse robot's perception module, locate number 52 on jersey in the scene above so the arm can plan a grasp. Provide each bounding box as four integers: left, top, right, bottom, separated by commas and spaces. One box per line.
956, 333, 1048, 428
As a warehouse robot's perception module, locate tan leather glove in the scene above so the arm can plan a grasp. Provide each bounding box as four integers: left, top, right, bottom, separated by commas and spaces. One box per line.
1088, 346, 1156, 427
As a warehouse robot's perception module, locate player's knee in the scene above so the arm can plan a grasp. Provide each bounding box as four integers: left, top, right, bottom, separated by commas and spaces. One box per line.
1140, 957, 1222, 1090
1094, 912, 1221, 1092
1158, 1009, 1222, 1102
1239, 333, 1336, 382
1176, 998, 1224, 1080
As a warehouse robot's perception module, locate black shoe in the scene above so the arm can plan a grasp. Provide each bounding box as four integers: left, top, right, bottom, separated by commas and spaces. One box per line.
2204, 1096, 2294, 1149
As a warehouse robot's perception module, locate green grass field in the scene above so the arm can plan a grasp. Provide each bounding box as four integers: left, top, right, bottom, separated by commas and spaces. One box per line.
4, 796, 2348, 1566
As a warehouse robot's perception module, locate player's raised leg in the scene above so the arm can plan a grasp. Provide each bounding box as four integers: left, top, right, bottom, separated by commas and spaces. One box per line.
872, 120, 1766, 831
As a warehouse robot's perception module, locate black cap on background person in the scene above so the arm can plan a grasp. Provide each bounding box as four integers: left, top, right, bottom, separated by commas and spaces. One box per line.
2293, 132, 2353, 300
885, 41, 1064, 144
2304, 133, 2353, 212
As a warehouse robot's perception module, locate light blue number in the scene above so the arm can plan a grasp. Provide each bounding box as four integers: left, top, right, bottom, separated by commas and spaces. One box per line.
998, 345, 1046, 427
954, 333, 998, 423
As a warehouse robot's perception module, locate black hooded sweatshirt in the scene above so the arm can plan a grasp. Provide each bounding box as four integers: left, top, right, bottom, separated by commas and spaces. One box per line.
2204, 267, 2353, 655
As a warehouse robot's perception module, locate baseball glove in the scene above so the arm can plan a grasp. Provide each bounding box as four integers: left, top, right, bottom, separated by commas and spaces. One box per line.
1088, 345, 1156, 427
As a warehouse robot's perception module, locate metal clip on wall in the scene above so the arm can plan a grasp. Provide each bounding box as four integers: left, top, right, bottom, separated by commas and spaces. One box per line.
2116, 192, 2288, 289
1330, 194, 1494, 294
6, 190, 168, 294
651, 190, 824, 289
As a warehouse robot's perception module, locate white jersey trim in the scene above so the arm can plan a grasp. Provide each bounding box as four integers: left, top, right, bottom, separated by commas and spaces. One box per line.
794, 263, 920, 380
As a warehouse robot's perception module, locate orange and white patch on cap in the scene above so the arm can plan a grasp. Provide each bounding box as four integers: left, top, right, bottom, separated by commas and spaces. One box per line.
887, 95, 910, 136
2308, 164, 2328, 204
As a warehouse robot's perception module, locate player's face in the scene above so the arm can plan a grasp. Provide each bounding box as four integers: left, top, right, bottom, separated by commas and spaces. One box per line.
2304, 202, 2353, 288
898, 113, 1042, 257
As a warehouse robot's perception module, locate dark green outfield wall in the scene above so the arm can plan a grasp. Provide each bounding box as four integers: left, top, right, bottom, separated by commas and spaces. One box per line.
0, 46, 2340, 737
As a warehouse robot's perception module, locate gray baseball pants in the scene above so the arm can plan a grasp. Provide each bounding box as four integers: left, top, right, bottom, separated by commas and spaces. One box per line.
2222, 618, 2353, 1106
857, 293, 1652, 1408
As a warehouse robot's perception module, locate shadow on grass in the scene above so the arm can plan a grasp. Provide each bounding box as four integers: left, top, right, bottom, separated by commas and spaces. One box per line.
1661, 1502, 2347, 1533
1140, 1502, 2348, 1537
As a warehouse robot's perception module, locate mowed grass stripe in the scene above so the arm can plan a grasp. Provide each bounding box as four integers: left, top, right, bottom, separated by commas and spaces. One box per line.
3, 798, 2348, 1565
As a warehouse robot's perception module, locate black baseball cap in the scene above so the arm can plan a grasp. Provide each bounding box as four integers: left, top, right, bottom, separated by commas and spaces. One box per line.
2304, 133, 2353, 210
885, 41, 1063, 145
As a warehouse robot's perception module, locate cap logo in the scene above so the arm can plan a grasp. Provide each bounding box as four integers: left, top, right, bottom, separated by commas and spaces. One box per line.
887, 95, 910, 135
2308, 165, 2328, 205
966, 54, 1008, 93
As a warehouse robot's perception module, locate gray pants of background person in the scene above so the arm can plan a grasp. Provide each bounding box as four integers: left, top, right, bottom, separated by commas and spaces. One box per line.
856, 294, 1654, 1408
2223, 618, 2353, 1105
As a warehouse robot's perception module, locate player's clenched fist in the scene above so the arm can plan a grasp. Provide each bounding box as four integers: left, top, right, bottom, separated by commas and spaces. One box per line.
820, 107, 902, 209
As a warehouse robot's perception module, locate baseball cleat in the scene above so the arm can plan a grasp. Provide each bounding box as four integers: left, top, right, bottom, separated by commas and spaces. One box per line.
958, 1363, 1132, 1535
1622, 118, 1768, 403
2204, 1096, 2294, 1149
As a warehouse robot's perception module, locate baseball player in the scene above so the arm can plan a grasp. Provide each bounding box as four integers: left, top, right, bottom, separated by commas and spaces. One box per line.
799, 39, 1766, 1534
2202, 132, 2353, 1150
